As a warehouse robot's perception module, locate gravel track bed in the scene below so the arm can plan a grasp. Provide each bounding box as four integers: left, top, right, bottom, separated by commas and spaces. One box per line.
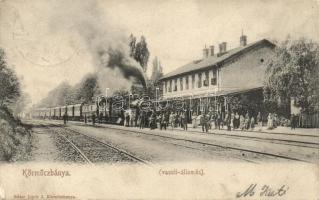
52, 127, 138, 163
49, 128, 86, 163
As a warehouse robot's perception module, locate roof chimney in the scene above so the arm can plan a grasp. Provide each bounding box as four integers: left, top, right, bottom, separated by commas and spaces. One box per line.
219, 42, 227, 54
219, 43, 223, 54
209, 45, 214, 56
240, 30, 247, 46
203, 45, 209, 58
222, 42, 227, 52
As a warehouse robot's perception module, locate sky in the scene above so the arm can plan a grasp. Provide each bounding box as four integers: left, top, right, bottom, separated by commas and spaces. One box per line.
1, 0, 319, 105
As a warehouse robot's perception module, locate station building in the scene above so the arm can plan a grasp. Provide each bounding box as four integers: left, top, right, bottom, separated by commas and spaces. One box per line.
158, 35, 276, 116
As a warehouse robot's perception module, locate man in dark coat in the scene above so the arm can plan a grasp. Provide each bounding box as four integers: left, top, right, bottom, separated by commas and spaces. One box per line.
291, 114, 296, 130
201, 114, 209, 132
139, 112, 145, 129
182, 111, 188, 131
92, 113, 96, 125
63, 113, 67, 125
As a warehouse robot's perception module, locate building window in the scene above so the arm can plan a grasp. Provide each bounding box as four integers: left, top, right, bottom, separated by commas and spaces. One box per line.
198, 73, 202, 88
185, 76, 189, 90
180, 77, 183, 91
174, 79, 178, 91
169, 80, 172, 92
211, 69, 217, 85
165, 81, 167, 93
204, 71, 209, 86
192, 74, 195, 89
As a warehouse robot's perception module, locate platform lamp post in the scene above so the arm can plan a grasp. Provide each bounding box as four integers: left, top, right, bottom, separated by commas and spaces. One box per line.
105, 88, 109, 98
128, 92, 132, 110
190, 93, 194, 119
155, 87, 159, 111
214, 88, 218, 113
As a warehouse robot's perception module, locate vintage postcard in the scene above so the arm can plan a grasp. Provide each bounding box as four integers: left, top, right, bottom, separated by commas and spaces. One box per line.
0, 0, 318, 199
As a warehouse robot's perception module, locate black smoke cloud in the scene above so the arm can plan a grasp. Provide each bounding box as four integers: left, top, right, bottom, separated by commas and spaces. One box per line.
98, 48, 146, 87
49, 0, 146, 92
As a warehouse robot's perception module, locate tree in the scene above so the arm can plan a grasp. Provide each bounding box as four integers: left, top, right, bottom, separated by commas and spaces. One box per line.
264, 37, 319, 115
77, 73, 101, 103
37, 73, 103, 108
11, 92, 31, 116
150, 56, 163, 82
0, 48, 21, 106
129, 34, 136, 57
133, 36, 150, 73
37, 82, 72, 107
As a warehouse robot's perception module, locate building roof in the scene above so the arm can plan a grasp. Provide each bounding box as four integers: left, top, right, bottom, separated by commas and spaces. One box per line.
160, 39, 275, 81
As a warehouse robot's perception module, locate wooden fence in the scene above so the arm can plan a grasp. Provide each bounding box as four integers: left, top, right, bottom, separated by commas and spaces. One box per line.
300, 113, 319, 128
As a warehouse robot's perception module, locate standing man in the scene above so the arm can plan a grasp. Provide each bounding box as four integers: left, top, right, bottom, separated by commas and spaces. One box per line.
200, 114, 208, 132
256, 112, 262, 131
217, 112, 222, 130
164, 111, 170, 130
139, 112, 145, 129
159, 113, 164, 130
92, 113, 96, 126
182, 111, 188, 131
291, 114, 296, 130
63, 112, 67, 125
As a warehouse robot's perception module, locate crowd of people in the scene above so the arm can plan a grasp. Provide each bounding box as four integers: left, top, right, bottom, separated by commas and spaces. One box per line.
195, 111, 261, 132
119, 109, 296, 133
74, 107, 298, 133
123, 110, 189, 131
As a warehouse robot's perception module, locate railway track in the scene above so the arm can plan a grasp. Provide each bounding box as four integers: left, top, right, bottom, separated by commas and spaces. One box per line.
31, 120, 316, 163
86, 124, 313, 163
63, 127, 151, 165
186, 131, 319, 149
41, 124, 150, 165
31, 119, 319, 149
54, 130, 92, 164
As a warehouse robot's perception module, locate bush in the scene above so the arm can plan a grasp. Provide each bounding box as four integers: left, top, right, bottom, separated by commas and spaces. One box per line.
0, 106, 32, 161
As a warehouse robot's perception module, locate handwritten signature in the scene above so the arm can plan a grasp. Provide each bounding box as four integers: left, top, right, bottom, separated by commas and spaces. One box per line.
236, 183, 289, 198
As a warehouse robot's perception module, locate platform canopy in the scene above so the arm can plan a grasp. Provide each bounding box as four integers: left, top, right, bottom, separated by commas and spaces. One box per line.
160, 86, 263, 101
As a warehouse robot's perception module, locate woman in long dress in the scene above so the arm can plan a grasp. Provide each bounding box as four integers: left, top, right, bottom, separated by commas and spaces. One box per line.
234, 112, 240, 129
169, 112, 174, 129
267, 113, 273, 129
250, 116, 255, 130
230, 112, 235, 130
240, 115, 245, 131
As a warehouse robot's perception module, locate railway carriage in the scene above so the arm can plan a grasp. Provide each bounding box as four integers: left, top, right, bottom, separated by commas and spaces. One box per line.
53, 107, 61, 119
44, 108, 51, 119
32, 108, 41, 118
61, 106, 68, 116
40, 108, 47, 119
71, 103, 83, 120
82, 103, 97, 122
49, 107, 54, 119
97, 103, 110, 123
38, 108, 44, 118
